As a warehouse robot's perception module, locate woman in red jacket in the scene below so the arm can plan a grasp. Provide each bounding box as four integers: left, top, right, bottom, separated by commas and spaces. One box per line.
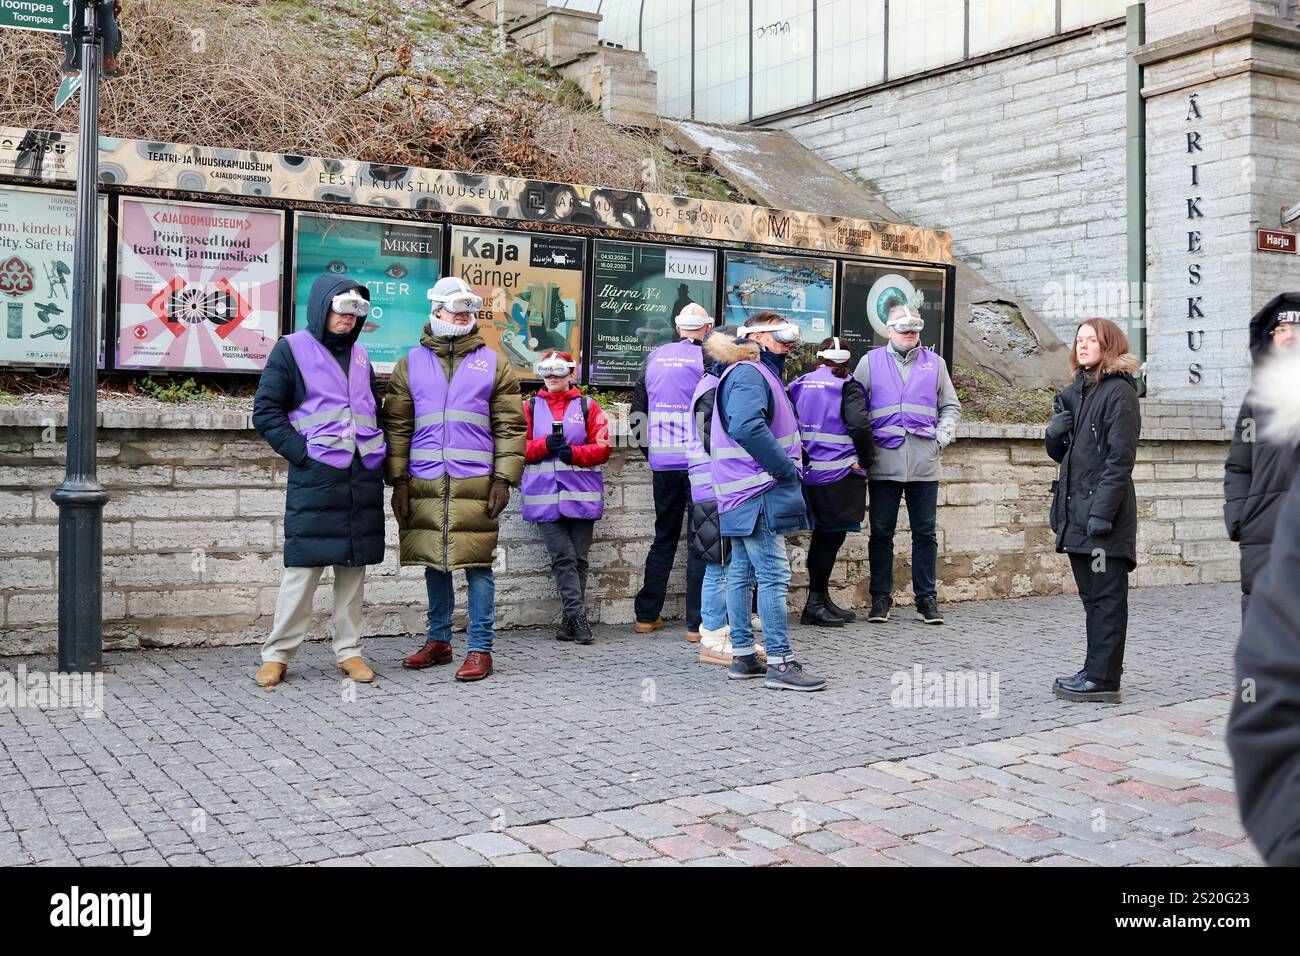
522, 352, 612, 644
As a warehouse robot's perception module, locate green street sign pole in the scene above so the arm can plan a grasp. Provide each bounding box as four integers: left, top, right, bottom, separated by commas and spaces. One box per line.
51, 0, 108, 674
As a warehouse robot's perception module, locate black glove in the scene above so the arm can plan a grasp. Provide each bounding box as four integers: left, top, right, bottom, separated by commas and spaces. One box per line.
545, 431, 569, 455
1046, 408, 1074, 440
559, 446, 573, 464
1087, 515, 1113, 537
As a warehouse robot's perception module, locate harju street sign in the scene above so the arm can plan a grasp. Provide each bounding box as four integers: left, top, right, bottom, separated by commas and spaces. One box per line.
0, 0, 72, 33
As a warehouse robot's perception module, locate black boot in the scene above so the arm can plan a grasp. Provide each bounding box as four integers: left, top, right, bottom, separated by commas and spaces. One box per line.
1053, 672, 1121, 703
554, 614, 575, 641
572, 608, 594, 645
823, 593, 857, 623
800, 591, 845, 627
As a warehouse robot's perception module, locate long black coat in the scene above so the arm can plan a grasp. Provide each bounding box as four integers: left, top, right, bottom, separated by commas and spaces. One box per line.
1224, 293, 1300, 600
1046, 353, 1141, 570
252, 274, 385, 568
1227, 342, 1300, 866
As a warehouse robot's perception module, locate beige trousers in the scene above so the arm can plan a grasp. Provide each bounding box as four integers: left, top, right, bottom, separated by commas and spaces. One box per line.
261, 565, 366, 665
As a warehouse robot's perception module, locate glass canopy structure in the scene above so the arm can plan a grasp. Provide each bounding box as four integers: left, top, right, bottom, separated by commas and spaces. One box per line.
555, 0, 1130, 123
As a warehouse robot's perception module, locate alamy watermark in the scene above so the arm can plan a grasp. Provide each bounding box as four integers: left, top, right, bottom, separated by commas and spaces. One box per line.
1, 665, 104, 718
890, 664, 1000, 719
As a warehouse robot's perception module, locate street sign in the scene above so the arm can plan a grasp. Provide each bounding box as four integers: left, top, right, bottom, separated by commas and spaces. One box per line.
1258, 229, 1298, 254
54, 75, 81, 113
0, 0, 72, 33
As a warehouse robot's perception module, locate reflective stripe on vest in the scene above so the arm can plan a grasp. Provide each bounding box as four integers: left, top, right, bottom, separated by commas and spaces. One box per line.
284, 331, 387, 471
789, 365, 860, 486
685, 372, 719, 504
407, 344, 498, 480
709, 360, 802, 514
521, 395, 604, 522
867, 346, 940, 449
644, 339, 703, 471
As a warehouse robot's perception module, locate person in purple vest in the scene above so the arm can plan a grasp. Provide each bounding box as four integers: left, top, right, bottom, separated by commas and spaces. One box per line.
789, 337, 875, 627
251, 276, 387, 688
381, 277, 526, 683
710, 313, 827, 691
521, 351, 612, 645
630, 302, 711, 640
853, 304, 962, 626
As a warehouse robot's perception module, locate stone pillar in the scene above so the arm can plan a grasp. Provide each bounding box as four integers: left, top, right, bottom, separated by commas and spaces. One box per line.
458, 0, 544, 30
560, 45, 661, 129
508, 7, 602, 68
1137, 1, 1300, 423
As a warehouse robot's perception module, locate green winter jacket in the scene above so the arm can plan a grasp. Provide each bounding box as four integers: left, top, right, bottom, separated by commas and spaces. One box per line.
381, 324, 526, 570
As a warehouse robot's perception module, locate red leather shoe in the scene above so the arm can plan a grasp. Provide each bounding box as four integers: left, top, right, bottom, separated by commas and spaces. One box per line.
402, 639, 453, 669
455, 651, 493, 682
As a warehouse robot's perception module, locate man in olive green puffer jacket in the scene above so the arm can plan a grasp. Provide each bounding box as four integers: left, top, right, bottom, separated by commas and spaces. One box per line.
381, 277, 526, 682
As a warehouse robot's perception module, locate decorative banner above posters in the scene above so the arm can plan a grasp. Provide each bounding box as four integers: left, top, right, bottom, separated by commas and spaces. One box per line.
722, 251, 836, 380
0, 127, 952, 264
588, 240, 717, 387
116, 197, 282, 373
292, 212, 441, 375
449, 225, 584, 380
0, 186, 106, 369
839, 263, 947, 365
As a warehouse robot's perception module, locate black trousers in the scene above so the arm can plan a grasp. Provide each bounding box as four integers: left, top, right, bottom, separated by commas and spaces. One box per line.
807, 530, 848, 593
1068, 552, 1129, 686
635, 469, 704, 629
539, 518, 595, 618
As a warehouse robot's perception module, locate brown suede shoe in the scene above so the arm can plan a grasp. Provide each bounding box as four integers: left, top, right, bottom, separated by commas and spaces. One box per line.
402, 639, 453, 669
454, 651, 493, 682
686, 630, 701, 643
255, 662, 286, 688
337, 657, 375, 682
634, 618, 663, 634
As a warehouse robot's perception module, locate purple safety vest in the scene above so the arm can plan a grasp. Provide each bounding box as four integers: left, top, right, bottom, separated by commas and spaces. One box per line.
789, 365, 861, 486
407, 344, 498, 480
867, 346, 939, 449
644, 338, 703, 471
285, 331, 386, 471
521, 395, 604, 522
709, 360, 802, 515
685, 371, 719, 504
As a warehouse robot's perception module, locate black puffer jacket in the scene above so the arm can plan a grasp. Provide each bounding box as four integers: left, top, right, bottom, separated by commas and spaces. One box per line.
252, 274, 385, 568
1046, 353, 1141, 570
688, 372, 727, 565
1224, 292, 1300, 602
1227, 341, 1300, 866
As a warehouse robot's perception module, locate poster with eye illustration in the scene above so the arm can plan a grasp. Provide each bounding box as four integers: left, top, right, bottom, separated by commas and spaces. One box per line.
116, 197, 282, 373
839, 263, 947, 365
449, 225, 585, 381
292, 212, 443, 375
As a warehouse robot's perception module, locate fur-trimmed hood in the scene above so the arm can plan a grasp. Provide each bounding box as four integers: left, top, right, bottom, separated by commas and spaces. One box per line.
1253, 345, 1300, 445
1098, 352, 1141, 378
704, 329, 759, 367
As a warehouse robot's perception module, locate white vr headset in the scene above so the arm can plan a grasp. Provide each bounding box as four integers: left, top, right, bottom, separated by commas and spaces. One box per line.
533, 352, 576, 378
816, 337, 851, 364
737, 319, 802, 344
427, 287, 484, 315
888, 312, 925, 333
331, 291, 370, 318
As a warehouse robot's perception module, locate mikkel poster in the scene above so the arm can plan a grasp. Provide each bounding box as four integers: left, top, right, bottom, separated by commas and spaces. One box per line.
449, 225, 584, 381
116, 198, 282, 373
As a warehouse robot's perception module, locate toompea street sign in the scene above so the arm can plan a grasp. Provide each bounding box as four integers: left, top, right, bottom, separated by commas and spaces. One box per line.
0, 0, 72, 33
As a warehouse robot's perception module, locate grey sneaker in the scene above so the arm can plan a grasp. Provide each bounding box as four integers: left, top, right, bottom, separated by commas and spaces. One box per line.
764, 660, 827, 692
867, 595, 892, 623
727, 652, 766, 680
916, 595, 944, 625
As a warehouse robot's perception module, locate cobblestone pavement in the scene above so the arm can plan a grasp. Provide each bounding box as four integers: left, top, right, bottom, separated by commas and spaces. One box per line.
0, 583, 1257, 866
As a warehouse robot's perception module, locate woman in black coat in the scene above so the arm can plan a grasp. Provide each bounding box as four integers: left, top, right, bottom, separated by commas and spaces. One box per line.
1044, 318, 1141, 703
1226, 339, 1300, 866
1223, 293, 1300, 617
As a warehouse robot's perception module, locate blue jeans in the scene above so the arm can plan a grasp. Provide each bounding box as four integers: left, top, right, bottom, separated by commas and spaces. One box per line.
425, 567, 495, 653
701, 560, 728, 631
726, 523, 792, 663
868, 480, 939, 599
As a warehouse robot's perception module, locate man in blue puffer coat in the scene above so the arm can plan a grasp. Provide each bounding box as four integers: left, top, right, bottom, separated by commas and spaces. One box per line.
251, 274, 387, 688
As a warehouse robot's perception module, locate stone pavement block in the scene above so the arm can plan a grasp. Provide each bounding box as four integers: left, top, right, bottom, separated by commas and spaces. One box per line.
317, 855, 372, 867
635, 802, 700, 827
833, 767, 916, 793
650, 834, 717, 862
365, 845, 438, 867
506, 824, 585, 853
795, 830, 855, 855
827, 820, 904, 849
869, 762, 932, 783
882, 843, 971, 866
722, 845, 782, 866
418, 840, 488, 866
494, 853, 555, 866
549, 848, 621, 867
596, 809, 679, 840
914, 830, 982, 855
667, 795, 729, 817
778, 801, 853, 825
678, 823, 739, 849
685, 855, 747, 867
1033, 854, 1096, 866
552, 816, 624, 841
775, 844, 836, 867
957, 847, 1028, 866
588, 836, 659, 862
829, 846, 906, 866
705, 791, 774, 814
736, 827, 790, 850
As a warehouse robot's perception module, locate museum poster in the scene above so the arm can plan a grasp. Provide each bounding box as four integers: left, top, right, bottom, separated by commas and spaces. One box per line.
839, 262, 947, 367
722, 251, 836, 379
449, 225, 584, 381
588, 241, 717, 386
293, 212, 441, 375
116, 198, 282, 373
0, 186, 106, 368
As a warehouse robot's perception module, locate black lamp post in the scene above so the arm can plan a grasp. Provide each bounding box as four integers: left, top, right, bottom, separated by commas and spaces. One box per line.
51, 0, 108, 673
